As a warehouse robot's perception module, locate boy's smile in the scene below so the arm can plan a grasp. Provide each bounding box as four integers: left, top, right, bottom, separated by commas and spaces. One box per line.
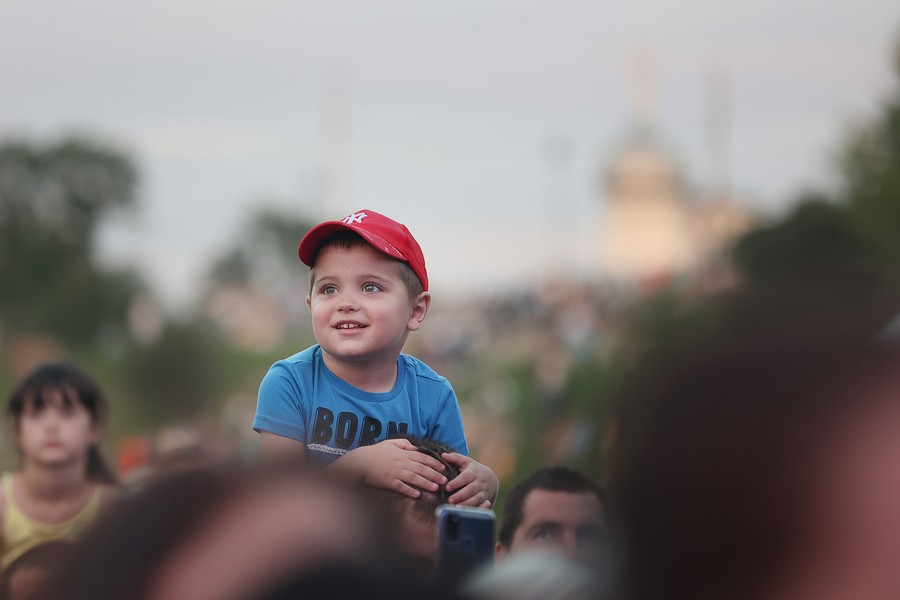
307, 244, 429, 386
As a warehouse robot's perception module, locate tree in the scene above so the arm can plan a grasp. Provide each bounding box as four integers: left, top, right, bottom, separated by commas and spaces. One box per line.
123, 321, 218, 426
0, 137, 143, 345
732, 37, 900, 290
732, 194, 875, 285
840, 41, 900, 271
204, 206, 316, 333
207, 207, 316, 289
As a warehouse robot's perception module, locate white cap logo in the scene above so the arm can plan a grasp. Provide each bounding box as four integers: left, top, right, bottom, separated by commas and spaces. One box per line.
342, 212, 368, 225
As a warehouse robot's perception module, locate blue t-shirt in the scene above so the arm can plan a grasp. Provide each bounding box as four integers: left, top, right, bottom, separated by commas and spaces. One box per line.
252, 345, 468, 463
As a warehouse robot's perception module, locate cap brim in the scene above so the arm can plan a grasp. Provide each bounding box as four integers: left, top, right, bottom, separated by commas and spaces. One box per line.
298, 221, 407, 266
297, 222, 351, 266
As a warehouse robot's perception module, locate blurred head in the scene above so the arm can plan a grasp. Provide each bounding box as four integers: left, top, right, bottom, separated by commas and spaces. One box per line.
0, 541, 74, 600
611, 300, 900, 600
465, 551, 601, 600
370, 436, 461, 569
37, 460, 387, 600
496, 467, 608, 567
6, 362, 116, 484
253, 561, 465, 600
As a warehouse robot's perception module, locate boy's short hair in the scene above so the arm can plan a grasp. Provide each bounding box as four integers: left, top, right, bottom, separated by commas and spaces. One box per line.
372, 435, 461, 522
307, 231, 424, 299
298, 209, 429, 291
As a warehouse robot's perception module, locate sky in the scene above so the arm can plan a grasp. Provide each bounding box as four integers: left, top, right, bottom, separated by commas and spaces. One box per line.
2, 1, 898, 309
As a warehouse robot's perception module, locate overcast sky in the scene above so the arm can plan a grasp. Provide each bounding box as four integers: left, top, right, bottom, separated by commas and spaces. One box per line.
2, 1, 898, 308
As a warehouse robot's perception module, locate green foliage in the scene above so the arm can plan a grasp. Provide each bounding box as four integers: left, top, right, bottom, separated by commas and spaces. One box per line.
0, 137, 143, 344
122, 321, 220, 428
732, 196, 873, 284
208, 248, 253, 285
207, 207, 316, 288
733, 36, 900, 289
0, 138, 136, 248
840, 84, 900, 269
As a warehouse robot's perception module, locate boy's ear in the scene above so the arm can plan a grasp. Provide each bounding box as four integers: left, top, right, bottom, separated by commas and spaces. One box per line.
407, 292, 431, 332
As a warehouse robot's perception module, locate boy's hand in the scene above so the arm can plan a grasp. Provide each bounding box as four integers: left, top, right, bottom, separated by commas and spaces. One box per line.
337, 438, 448, 498
442, 453, 499, 508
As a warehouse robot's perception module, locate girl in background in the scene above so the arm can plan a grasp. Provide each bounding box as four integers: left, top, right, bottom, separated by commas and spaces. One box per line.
0, 362, 120, 571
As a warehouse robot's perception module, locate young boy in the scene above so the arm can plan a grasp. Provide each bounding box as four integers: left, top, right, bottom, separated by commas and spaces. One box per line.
253, 209, 498, 507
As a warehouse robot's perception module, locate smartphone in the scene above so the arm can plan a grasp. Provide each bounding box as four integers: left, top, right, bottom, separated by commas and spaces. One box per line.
435, 504, 495, 585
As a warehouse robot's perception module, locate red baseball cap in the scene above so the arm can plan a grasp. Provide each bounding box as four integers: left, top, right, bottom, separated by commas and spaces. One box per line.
298, 209, 429, 291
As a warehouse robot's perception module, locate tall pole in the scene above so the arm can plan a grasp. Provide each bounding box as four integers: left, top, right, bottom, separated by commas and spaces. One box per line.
316, 66, 353, 218
705, 67, 731, 201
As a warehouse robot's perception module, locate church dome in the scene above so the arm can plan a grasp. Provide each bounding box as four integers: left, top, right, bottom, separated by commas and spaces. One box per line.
604, 124, 687, 201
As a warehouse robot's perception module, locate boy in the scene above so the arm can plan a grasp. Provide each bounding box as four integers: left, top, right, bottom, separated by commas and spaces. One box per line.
253, 209, 498, 507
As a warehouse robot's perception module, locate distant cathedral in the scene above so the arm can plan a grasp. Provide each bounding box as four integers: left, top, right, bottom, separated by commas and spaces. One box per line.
599, 54, 754, 285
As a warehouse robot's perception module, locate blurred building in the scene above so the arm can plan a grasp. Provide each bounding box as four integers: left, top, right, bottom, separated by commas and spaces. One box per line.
601, 125, 698, 281
201, 283, 293, 352
599, 61, 755, 289
600, 125, 754, 288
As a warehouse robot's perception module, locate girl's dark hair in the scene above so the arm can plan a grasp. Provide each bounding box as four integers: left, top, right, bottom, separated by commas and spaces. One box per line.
7, 362, 118, 485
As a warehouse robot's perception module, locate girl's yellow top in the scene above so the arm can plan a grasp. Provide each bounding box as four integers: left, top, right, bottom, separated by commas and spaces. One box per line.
1, 471, 101, 571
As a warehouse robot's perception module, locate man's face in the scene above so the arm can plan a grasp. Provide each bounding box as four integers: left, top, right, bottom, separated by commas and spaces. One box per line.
498, 489, 607, 566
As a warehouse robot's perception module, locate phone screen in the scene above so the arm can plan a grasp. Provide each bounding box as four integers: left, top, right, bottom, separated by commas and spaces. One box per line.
435, 504, 495, 586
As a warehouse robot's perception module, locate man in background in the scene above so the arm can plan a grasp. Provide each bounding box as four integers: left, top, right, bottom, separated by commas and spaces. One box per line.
495, 467, 608, 567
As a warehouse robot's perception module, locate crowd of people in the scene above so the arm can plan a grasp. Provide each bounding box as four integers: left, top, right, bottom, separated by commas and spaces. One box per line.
1, 209, 898, 599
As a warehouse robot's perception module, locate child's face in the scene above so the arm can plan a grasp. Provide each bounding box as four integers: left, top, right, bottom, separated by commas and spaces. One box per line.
15, 386, 100, 468
307, 244, 429, 370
